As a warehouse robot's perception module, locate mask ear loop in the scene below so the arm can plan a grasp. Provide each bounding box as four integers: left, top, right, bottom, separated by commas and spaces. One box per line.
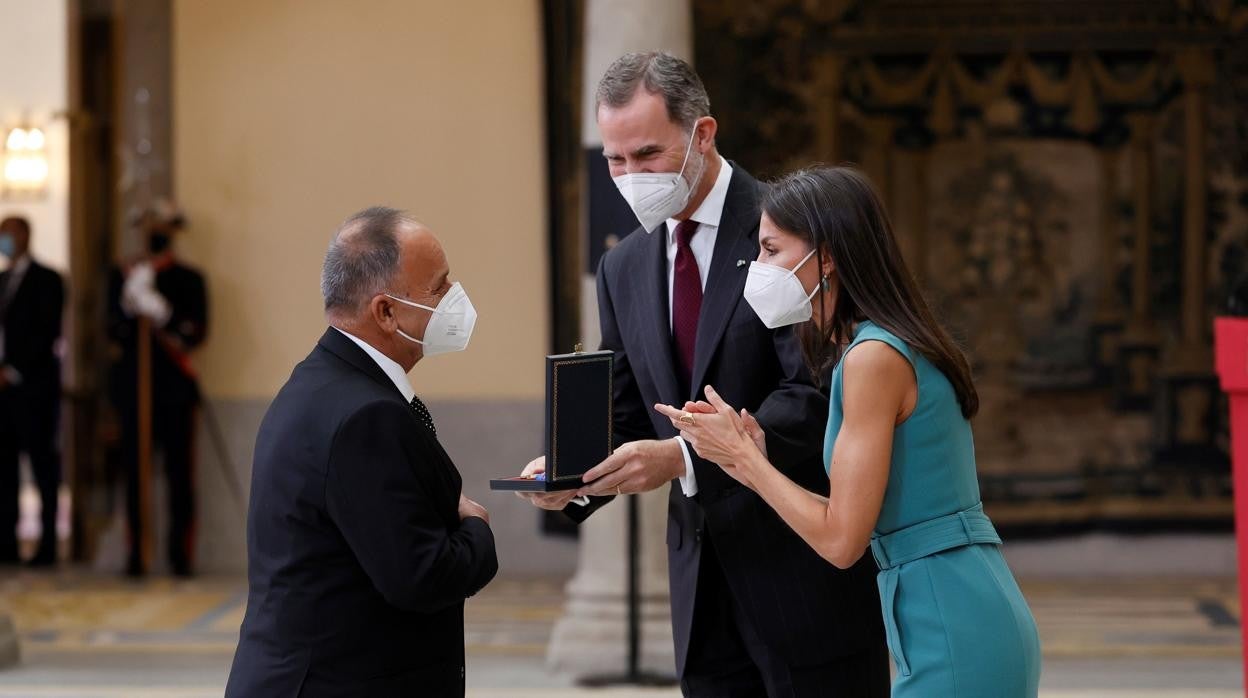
385, 293, 436, 346
396, 328, 425, 346
798, 250, 822, 302
674, 119, 708, 203
675, 119, 700, 180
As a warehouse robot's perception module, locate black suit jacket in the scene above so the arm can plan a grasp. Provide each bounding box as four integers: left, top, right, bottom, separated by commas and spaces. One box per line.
225, 329, 498, 698
570, 165, 885, 672
0, 259, 63, 399
107, 260, 208, 408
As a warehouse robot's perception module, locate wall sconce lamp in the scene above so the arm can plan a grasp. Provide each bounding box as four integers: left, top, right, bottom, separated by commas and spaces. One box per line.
3, 125, 50, 198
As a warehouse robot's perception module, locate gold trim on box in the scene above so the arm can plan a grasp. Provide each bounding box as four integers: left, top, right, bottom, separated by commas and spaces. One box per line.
549, 354, 613, 482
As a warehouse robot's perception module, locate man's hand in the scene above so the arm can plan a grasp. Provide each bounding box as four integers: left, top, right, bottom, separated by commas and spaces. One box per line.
577, 438, 685, 497
458, 494, 490, 524
513, 456, 581, 511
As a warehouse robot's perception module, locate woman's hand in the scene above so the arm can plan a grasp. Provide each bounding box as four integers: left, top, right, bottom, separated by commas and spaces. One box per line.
680, 399, 767, 459
655, 386, 765, 488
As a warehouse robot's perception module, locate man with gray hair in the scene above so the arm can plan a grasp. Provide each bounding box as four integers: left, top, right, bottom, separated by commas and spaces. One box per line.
517, 52, 888, 696
226, 207, 496, 697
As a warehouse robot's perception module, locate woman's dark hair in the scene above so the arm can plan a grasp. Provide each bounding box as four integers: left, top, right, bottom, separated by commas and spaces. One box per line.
761, 166, 979, 418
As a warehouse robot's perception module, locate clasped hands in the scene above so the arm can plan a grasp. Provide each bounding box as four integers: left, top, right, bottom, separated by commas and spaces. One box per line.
514, 386, 768, 511
654, 385, 767, 490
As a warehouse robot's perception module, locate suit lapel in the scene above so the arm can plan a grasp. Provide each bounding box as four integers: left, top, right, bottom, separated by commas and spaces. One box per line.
689, 168, 761, 399
319, 327, 463, 504
639, 222, 683, 406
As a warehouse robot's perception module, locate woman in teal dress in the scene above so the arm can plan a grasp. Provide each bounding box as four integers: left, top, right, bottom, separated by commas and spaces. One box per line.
658, 166, 1041, 696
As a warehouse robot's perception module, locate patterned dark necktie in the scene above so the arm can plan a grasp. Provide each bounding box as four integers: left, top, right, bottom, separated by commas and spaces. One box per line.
672, 219, 703, 391
409, 395, 437, 436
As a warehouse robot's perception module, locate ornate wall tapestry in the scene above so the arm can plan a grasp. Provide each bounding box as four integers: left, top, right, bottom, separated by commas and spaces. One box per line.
694, 0, 1248, 533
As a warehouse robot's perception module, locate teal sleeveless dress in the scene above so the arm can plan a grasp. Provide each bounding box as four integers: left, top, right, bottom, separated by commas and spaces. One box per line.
825, 322, 1041, 697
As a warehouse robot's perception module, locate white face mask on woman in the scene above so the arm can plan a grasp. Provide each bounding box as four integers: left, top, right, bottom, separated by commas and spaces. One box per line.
611, 125, 705, 233
742, 249, 820, 329
385, 282, 477, 356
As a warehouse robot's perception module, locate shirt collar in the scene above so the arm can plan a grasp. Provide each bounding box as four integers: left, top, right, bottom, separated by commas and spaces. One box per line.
333, 327, 416, 402
666, 155, 733, 243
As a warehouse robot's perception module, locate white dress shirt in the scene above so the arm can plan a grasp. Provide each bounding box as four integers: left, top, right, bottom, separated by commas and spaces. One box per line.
334, 327, 416, 403
665, 156, 732, 498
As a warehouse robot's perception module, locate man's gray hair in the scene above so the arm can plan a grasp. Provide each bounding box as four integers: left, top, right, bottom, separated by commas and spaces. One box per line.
595, 51, 710, 130
321, 206, 408, 314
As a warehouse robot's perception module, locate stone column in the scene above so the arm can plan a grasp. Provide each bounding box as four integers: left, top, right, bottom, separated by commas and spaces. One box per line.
114, 0, 174, 257
549, 0, 690, 678
1172, 47, 1215, 374
1116, 113, 1160, 410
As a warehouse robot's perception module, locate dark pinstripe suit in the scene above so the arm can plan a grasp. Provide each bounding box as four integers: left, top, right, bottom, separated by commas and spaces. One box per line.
567, 166, 888, 696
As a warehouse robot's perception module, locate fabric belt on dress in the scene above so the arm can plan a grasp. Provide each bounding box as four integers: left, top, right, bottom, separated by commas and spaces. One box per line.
868, 502, 1002, 677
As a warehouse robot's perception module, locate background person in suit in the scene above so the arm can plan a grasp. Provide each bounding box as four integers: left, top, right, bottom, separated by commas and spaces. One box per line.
517, 53, 888, 697
0, 215, 65, 566
107, 199, 208, 577
225, 207, 497, 698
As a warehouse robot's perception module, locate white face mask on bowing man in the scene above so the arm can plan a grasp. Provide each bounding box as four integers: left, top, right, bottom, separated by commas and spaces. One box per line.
386, 282, 478, 356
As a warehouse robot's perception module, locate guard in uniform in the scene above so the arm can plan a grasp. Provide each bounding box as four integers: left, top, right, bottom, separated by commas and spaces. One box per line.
108, 200, 208, 577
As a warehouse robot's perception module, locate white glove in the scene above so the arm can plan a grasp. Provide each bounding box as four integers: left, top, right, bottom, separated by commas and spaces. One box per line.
133, 288, 172, 325
123, 261, 155, 299
121, 262, 171, 325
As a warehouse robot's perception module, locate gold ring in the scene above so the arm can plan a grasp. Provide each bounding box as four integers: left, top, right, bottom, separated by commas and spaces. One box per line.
679, 412, 695, 425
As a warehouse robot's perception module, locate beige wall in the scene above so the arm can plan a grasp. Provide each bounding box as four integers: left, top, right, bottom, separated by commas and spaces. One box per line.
173, 0, 547, 400
0, 0, 68, 274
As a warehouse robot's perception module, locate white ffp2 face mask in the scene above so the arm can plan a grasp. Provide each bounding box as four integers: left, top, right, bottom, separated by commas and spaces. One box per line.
743, 250, 820, 329
386, 282, 477, 356
611, 125, 706, 233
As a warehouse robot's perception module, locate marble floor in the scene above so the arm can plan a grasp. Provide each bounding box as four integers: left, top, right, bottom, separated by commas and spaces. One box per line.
0, 570, 1242, 697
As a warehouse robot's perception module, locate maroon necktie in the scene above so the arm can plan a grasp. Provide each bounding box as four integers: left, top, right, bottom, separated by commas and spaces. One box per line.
672, 219, 702, 390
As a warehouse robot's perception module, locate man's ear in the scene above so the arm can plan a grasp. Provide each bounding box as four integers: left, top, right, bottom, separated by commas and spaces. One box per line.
695, 116, 718, 153
368, 294, 396, 331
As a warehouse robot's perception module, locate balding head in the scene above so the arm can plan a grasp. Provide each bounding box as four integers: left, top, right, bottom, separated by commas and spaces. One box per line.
322, 206, 453, 369
322, 206, 409, 314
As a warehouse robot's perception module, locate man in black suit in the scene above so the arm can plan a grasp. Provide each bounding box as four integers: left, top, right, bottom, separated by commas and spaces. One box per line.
0, 216, 64, 566
225, 207, 497, 698
107, 200, 208, 577
519, 53, 888, 696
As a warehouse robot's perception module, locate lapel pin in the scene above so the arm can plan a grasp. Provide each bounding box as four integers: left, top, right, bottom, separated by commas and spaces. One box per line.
736, 259, 748, 268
